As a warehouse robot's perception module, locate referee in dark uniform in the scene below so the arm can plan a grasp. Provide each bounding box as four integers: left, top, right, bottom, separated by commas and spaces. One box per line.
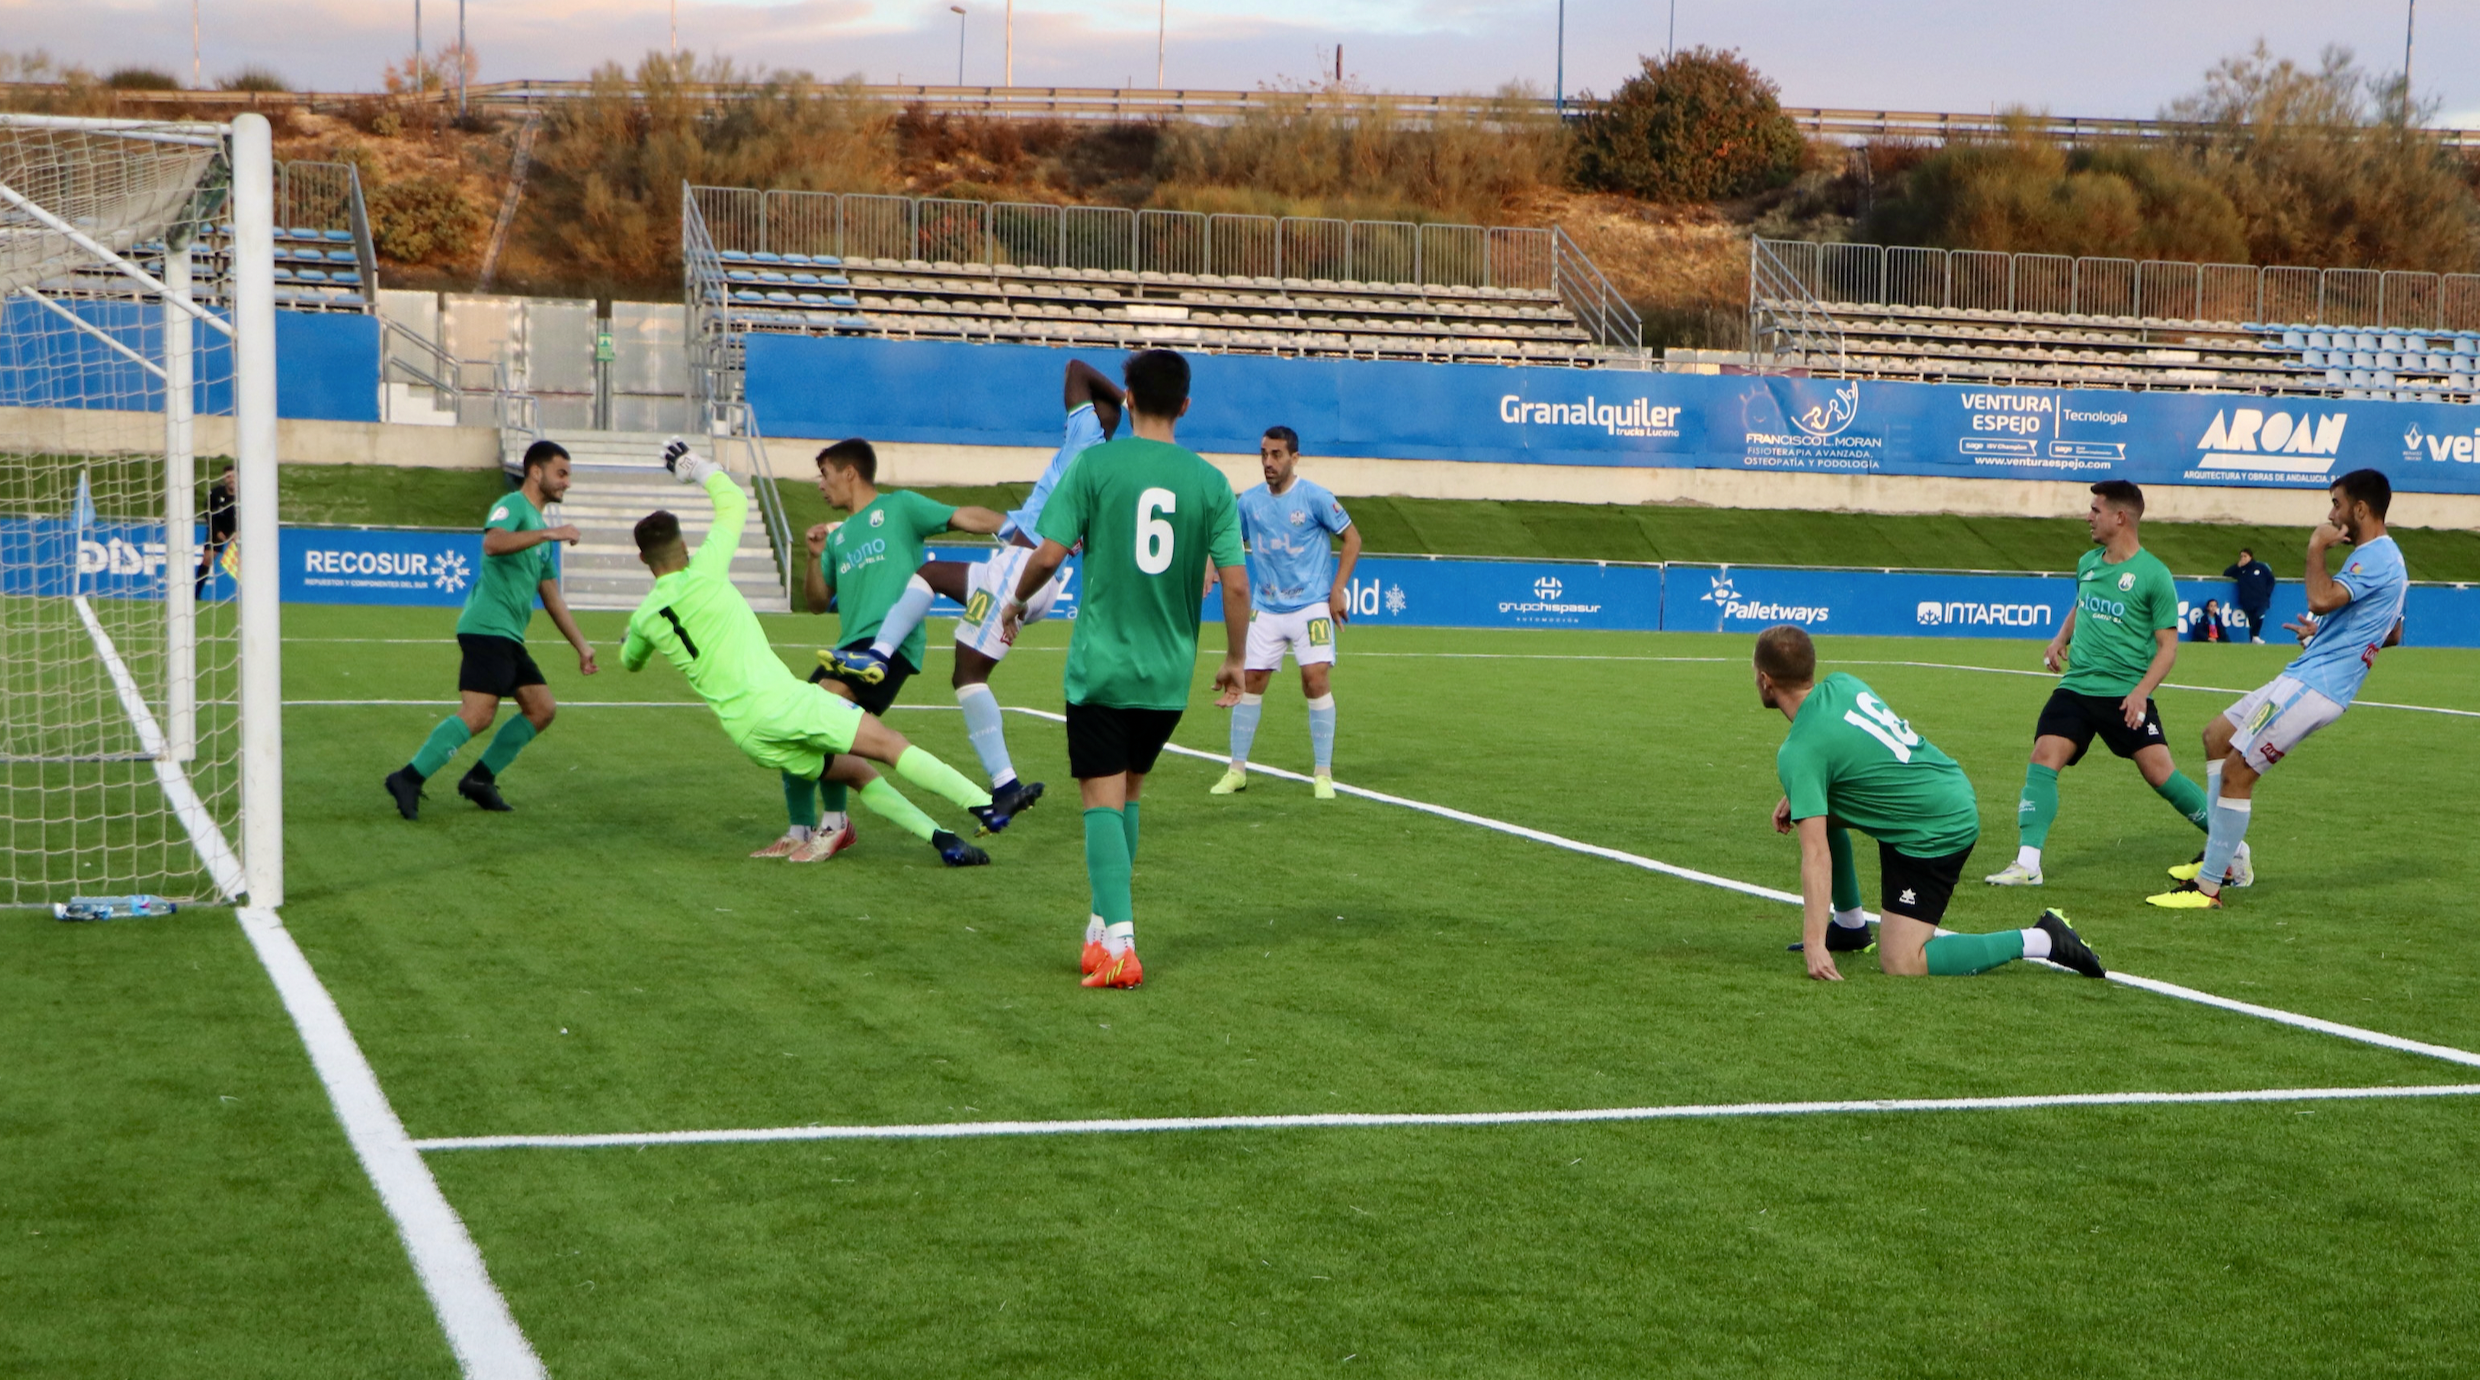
195, 463, 235, 596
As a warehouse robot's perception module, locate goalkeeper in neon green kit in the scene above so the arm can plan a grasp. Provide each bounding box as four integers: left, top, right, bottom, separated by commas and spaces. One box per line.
621, 441, 1005, 866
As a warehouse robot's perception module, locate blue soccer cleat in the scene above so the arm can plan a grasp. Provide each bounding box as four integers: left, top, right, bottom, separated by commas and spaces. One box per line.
818, 645, 890, 685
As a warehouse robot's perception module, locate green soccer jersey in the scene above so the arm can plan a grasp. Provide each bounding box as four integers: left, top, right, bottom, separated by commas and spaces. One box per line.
1036, 436, 1246, 711
621, 472, 805, 735
1776, 672, 1980, 859
2059, 546, 2179, 697
456, 489, 558, 641
825, 489, 957, 667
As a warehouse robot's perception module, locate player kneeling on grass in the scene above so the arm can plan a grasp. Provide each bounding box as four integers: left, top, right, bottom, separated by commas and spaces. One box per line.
2147, 469, 2407, 911
1754, 625, 2105, 982
1211, 425, 1361, 800
385, 440, 595, 820
1004, 349, 1250, 988
622, 441, 1005, 867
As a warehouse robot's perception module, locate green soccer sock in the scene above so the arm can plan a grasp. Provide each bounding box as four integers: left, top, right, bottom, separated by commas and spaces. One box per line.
2017, 763, 2060, 849
1084, 806, 1134, 926
895, 744, 993, 811
2154, 772, 2211, 833
408, 716, 473, 779
1925, 930, 2028, 976
857, 777, 937, 842
820, 779, 849, 815
1827, 825, 1861, 914
1122, 800, 1142, 864
783, 771, 820, 829
477, 716, 538, 776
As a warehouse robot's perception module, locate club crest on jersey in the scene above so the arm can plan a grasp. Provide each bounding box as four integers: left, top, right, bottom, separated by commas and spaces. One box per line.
2117, 572, 2136, 592
869, 510, 885, 527
1288, 510, 1307, 526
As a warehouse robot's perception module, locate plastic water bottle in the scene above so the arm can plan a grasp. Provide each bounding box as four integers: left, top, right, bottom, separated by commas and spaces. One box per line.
52, 895, 179, 921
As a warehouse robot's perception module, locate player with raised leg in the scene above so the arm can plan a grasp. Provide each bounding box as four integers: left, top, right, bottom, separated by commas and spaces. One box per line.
1755, 625, 2105, 982
1005, 350, 1249, 988
2147, 470, 2407, 910
1211, 426, 1361, 800
764, 439, 1013, 862
821, 360, 1124, 815
384, 440, 594, 819
1986, 480, 2214, 886
624, 441, 1004, 867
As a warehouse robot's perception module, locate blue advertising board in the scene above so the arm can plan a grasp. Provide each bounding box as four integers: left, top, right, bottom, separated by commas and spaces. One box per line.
0, 302, 379, 422
746, 335, 2480, 496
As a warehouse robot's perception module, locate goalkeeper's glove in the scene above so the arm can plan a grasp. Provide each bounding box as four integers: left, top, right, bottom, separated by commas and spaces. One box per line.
662, 437, 721, 486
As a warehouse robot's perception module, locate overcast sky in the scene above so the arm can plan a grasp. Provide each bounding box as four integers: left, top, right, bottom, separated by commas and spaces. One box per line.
12, 0, 2477, 125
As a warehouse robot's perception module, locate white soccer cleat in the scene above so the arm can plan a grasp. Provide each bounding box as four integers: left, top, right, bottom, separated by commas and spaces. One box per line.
1984, 862, 2043, 887
749, 831, 805, 859
2224, 841, 2255, 888
789, 820, 857, 863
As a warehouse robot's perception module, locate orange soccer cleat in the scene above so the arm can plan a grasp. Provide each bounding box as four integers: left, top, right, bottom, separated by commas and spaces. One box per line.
1082, 944, 1143, 989
1081, 938, 1109, 975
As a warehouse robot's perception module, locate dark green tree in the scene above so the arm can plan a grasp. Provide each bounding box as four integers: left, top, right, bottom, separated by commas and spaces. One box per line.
1569, 48, 1805, 202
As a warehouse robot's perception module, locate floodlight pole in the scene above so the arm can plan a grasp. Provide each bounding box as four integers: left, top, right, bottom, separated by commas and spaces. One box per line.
1004, 0, 1012, 86
192, 0, 201, 87
951, 5, 967, 85
1555, 0, 1563, 117
671, 0, 679, 56
414, 0, 422, 89
1669, 0, 1677, 59
2405, 0, 2417, 123
1156, 0, 1166, 88
457, 0, 468, 118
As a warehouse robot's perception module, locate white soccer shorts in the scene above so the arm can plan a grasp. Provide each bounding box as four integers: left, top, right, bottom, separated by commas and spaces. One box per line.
1244, 604, 1338, 672
955, 545, 1061, 661
2222, 674, 2345, 773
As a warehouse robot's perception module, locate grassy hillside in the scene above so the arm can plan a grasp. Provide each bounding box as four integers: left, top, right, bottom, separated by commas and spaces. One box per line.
274, 465, 2480, 583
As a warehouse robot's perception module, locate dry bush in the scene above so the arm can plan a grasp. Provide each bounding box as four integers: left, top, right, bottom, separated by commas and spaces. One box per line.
525, 51, 898, 293
1152, 82, 1562, 225
366, 173, 487, 263
1864, 118, 2247, 262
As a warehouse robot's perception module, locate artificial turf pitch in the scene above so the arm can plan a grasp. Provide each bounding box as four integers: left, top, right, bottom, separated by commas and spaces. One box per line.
8, 604, 2479, 1376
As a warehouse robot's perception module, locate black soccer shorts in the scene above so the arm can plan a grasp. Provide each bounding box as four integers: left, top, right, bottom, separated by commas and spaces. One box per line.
456, 633, 546, 698
1065, 702, 1183, 779
2034, 686, 2166, 766
1878, 842, 1973, 926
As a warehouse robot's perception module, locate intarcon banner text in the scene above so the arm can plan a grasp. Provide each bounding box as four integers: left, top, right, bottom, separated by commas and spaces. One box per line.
745, 336, 2480, 496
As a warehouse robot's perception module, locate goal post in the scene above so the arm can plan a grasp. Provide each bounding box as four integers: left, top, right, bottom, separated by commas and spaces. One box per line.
0, 110, 279, 909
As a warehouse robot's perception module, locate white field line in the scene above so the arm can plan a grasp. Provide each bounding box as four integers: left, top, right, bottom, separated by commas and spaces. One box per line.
73, 595, 246, 899
1003, 705, 2480, 1070
235, 907, 545, 1379
1837, 659, 2480, 720
411, 1082, 2480, 1152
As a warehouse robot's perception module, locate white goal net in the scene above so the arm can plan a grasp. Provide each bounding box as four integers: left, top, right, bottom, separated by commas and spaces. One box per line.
1, 114, 279, 908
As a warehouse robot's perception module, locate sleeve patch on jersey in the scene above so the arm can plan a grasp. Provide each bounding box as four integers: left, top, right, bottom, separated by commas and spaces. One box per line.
490, 506, 508, 522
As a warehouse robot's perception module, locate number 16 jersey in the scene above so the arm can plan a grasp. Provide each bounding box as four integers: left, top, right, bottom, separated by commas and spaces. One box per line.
1036, 436, 1245, 711
1775, 672, 1981, 858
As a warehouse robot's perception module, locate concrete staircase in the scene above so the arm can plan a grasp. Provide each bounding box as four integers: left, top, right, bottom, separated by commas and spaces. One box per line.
504, 428, 791, 613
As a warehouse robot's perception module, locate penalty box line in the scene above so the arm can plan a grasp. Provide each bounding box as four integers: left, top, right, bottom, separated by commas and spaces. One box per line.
1000, 707, 2480, 1073
411, 1082, 2480, 1152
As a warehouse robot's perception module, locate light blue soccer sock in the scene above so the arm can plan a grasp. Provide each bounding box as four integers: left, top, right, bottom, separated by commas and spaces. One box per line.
407, 716, 472, 779
2198, 796, 2252, 893
2206, 760, 2224, 811
955, 682, 1017, 787
476, 716, 537, 776
1306, 693, 1336, 774
868, 575, 937, 660
1229, 692, 1263, 768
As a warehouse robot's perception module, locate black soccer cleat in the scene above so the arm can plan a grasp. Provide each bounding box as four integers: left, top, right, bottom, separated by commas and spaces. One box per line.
989, 777, 1045, 824
457, 765, 513, 812
384, 766, 426, 821
1788, 921, 1878, 954
2036, 908, 2107, 979
933, 829, 990, 867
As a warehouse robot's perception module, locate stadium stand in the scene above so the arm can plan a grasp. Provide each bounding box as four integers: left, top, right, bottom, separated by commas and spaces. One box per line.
681, 187, 1647, 410
1750, 238, 2480, 402
40, 160, 378, 315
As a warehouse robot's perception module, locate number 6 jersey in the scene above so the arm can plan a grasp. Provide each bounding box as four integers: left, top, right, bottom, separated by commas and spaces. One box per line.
1035, 435, 1246, 711
1775, 672, 1981, 858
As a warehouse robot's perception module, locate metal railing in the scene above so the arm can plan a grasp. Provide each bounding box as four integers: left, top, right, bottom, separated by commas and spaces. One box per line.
1753, 238, 2480, 332
1747, 237, 1847, 368
47, 80, 2480, 147
272, 160, 378, 312
379, 315, 540, 438
706, 399, 795, 601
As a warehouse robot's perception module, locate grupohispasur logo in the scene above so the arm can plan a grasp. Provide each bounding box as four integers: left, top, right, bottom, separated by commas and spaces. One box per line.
1499, 393, 1683, 439
434, 549, 472, 593
2191, 406, 2347, 477
1917, 598, 2054, 629
1704, 571, 1826, 625
1788, 380, 1860, 438
1501, 572, 1601, 619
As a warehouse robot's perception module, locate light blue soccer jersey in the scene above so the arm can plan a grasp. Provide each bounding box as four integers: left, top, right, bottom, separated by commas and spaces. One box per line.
1236, 478, 1352, 614
2284, 535, 2408, 706
1002, 403, 1107, 544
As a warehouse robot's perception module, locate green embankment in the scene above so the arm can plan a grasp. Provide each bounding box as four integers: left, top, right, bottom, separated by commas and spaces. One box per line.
272, 466, 2480, 582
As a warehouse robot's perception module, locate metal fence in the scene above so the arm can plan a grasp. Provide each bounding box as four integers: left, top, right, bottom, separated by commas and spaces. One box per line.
689, 186, 1560, 293
1753, 238, 2480, 332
